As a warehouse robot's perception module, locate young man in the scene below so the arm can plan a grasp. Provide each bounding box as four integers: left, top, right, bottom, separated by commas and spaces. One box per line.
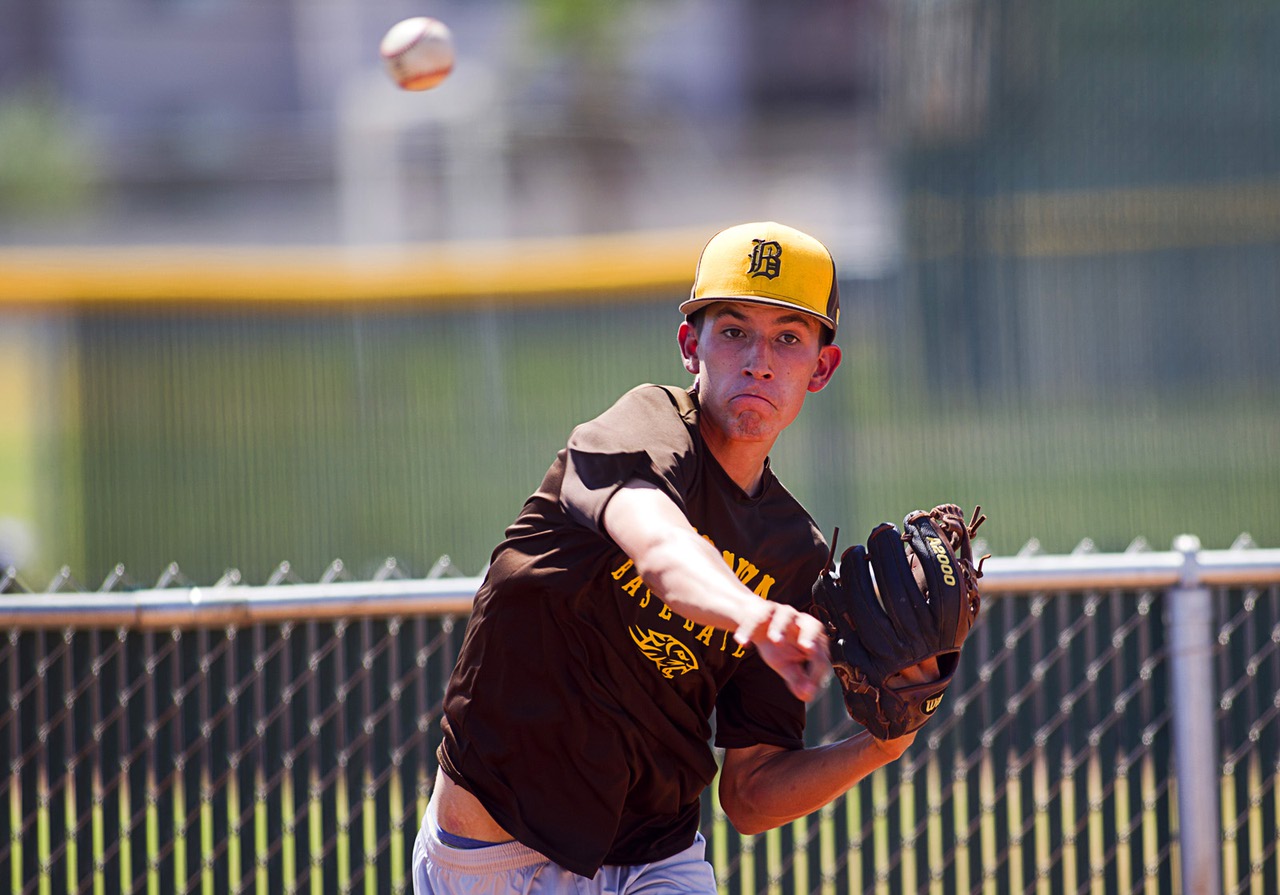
413, 222, 919, 894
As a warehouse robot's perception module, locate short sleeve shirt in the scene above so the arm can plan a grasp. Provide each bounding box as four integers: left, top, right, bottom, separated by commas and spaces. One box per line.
437, 384, 829, 878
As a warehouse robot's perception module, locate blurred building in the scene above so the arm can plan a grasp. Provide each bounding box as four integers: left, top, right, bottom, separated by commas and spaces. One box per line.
0, 0, 899, 267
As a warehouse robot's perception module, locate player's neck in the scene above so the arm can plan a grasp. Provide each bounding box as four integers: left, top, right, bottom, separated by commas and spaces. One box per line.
700, 426, 772, 497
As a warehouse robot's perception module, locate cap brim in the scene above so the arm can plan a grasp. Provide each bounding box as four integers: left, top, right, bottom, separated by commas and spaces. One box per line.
678, 295, 837, 331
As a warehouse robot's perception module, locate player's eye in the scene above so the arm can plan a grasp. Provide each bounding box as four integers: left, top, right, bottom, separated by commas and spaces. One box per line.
720, 326, 745, 339
778, 332, 801, 345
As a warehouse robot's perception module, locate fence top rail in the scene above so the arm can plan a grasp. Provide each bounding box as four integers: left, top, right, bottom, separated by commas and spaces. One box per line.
2, 545, 1279, 630
0, 577, 477, 630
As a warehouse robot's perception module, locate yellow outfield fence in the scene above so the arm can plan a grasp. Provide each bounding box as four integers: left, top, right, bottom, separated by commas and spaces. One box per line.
2, 176, 1279, 309
1, 178, 1278, 308
0, 228, 712, 309
3, 539, 1280, 895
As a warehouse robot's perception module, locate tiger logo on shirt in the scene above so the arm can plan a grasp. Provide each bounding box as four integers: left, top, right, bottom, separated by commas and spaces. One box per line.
629, 627, 700, 678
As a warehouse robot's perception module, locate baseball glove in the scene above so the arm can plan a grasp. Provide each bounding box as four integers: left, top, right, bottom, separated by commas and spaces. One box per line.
811, 504, 987, 740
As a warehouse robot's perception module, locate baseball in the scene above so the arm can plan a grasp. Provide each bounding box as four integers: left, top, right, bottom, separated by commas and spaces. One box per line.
379, 16, 455, 91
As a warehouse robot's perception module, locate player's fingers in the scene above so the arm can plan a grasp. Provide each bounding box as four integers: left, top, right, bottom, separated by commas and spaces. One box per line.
775, 654, 823, 702
737, 605, 829, 700
754, 616, 830, 702
892, 656, 941, 686
732, 600, 772, 646
783, 655, 824, 701
767, 604, 823, 648
766, 635, 829, 700
806, 648, 832, 689
766, 604, 798, 643
795, 612, 828, 653
767, 610, 830, 679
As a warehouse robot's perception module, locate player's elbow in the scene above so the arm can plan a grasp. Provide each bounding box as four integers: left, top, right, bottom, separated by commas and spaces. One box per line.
718, 766, 788, 836
724, 807, 776, 837
719, 789, 767, 836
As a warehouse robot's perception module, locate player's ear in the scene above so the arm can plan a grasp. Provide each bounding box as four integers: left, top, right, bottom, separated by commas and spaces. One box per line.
678, 321, 700, 374
807, 343, 842, 393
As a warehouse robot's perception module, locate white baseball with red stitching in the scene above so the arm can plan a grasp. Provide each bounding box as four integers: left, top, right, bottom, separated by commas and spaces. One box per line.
379, 17, 454, 91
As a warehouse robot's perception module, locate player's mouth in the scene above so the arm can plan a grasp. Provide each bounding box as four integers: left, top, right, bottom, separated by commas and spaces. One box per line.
731, 392, 776, 410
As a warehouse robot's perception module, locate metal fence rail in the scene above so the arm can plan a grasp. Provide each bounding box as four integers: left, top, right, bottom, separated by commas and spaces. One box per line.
3, 540, 1280, 895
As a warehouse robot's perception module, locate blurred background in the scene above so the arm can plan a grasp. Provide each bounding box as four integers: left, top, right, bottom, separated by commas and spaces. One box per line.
1, 0, 1278, 586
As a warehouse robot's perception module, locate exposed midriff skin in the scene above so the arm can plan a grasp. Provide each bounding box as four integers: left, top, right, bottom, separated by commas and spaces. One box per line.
431, 767, 513, 843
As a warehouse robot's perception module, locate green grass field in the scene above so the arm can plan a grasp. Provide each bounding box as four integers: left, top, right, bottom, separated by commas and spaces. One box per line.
4, 303, 1277, 585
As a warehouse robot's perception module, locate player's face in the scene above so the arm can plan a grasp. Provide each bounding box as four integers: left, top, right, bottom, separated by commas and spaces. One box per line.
678, 302, 841, 448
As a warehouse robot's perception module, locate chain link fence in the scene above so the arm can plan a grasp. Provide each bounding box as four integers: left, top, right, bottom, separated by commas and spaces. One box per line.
3, 542, 1279, 895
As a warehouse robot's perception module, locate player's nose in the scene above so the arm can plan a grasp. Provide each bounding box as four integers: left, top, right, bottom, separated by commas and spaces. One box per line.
741, 337, 774, 379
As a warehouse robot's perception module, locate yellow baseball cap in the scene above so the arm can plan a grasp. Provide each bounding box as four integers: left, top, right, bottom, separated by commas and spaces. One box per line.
680, 221, 840, 334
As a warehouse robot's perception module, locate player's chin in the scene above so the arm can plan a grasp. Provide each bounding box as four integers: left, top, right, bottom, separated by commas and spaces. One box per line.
727, 410, 780, 442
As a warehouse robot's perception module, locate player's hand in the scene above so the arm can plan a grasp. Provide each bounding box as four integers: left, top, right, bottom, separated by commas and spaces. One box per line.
886, 656, 941, 688
735, 603, 830, 702
873, 659, 938, 757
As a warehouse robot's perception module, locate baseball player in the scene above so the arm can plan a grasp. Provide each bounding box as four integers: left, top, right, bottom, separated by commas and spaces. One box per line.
412, 222, 943, 894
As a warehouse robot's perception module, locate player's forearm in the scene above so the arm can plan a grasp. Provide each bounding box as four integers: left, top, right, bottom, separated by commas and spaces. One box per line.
603, 481, 770, 634
720, 734, 912, 835
630, 522, 770, 634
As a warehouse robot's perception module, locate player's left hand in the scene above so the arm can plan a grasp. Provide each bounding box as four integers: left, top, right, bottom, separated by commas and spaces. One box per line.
810, 504, 987, 739
887, 656, 941, 688
735, 603, 830, 702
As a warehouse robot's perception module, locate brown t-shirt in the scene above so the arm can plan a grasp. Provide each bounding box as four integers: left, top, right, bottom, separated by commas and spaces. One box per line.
436, 384, 829, 877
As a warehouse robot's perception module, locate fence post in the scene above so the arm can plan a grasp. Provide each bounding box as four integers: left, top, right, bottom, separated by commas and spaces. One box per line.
1166, 534, 1221, 895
